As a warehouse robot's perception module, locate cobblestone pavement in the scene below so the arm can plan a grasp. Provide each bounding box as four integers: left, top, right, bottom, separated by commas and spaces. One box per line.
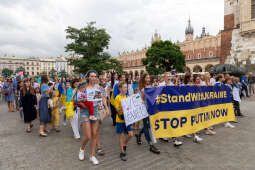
0, 96, 255, 170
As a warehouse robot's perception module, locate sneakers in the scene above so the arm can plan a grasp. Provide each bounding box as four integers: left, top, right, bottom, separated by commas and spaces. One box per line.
74, 136, 81, 140
79, 148, 99, 165
79, 148, 85, 161
225, 122, 235, 128
193, 135, 203, 143
89, 156, 99, 165
173, 139, 183, 146
205, 129, 216, 135
120, 152, 127, 161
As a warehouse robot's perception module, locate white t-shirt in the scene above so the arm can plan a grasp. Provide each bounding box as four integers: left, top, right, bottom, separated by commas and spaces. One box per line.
33, 82, 40, 89
233, 87, 241, 102
159, 81, 173, 87
85, 85, 102, 107
210, 78, 216, 85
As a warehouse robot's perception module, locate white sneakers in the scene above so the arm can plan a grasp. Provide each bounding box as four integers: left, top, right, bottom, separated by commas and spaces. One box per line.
225, 122, 235, 128
89, 156, 99, 165
79, 148, 85, 161
173, 140, 183, 146
205, 129, 216, 135
79, 148, 99, 165
193, 135, 203, 143
74, 136, 81, 140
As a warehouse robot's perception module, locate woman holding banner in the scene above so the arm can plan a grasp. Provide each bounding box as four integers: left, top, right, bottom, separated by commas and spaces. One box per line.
194, 75, 216, 136
215, 74, 235, 128
158, 72, 183, 146
183, 73, 204, 143
135, 73, 160, 154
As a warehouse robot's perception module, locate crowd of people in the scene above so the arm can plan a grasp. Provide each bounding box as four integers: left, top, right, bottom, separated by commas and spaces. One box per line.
0, 70, 254, 165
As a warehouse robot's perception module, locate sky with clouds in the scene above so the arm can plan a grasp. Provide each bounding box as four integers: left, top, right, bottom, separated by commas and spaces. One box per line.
0, 0, 223, 58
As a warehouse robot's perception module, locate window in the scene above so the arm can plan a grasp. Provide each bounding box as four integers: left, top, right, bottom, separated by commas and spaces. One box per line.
37, 72, 39, 75
203, 48, 206, 52
32, 67, 34, 70
27, 62, 29, 65
197, 53, 201, 59
32, 72, 34, 75
252, 0, 255, 19
188, 55, 191, 60
37, 67, 39, 70
27, 72, 29, 75
209, 51, 213, 57
27, 67, 29, 70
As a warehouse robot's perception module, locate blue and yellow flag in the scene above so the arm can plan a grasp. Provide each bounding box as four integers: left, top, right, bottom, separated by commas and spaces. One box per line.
145, 85, 235, 138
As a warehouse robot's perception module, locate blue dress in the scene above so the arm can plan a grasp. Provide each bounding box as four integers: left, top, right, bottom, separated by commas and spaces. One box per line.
3, 82, 15, 102
39, 83, 51, 123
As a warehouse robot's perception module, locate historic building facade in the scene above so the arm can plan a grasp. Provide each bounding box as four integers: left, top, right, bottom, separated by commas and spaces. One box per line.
117, 32, 162, 77
0, 56, 74, 76
177, 19, 222, 73
223, 0, 255, 73
117, 20, 222, 76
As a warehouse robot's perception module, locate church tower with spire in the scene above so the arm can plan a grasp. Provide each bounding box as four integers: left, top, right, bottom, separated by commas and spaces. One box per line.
185, 18, 194, 41
151, 30, 161, 44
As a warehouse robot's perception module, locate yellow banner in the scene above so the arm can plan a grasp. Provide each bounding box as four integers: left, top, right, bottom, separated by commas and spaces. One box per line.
149, 103, 235, 138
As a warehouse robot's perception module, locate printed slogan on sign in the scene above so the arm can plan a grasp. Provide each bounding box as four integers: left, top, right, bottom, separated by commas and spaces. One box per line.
145, 85, 236, 138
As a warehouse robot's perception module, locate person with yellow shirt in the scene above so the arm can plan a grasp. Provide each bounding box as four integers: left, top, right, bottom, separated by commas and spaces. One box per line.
49, 90, 61, 132
114, 82, 133, 161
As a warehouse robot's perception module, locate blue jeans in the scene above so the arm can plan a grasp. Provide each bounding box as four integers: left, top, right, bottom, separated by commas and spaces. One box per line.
140, 117, 151, 144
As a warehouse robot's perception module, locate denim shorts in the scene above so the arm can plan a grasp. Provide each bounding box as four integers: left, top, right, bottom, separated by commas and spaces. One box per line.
80, 106, 100, 123
116, 123, 133, 134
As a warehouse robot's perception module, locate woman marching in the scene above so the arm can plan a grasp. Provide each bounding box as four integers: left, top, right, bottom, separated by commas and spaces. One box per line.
135, 73, 160, 154
39, 75, 52, 137
183, 73, 203, 143
20, 79, 37, 133
3, 78, 15, 112
78, 70, 104, 165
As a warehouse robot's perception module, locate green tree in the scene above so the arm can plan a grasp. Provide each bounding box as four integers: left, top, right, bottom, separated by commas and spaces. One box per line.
1, 68, 13, 77
65, 22, 123, 75
142, 40, 186, 75
49, 68, 57, 77
15, 66, 25, 73
59, 70, 67, 78
105, 58, 124, 74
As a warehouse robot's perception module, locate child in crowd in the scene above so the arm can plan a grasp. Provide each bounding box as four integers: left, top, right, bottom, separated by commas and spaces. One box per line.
114, 82, 133, 161
49, 90, 61, 132
65, 82, 74, 119
76, 85, 96, 120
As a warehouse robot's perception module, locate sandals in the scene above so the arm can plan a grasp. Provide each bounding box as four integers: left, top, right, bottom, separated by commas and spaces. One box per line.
26, 128, 31, 133
44, 129, 49, 133
97, 148, 105, 156
56, 128, 61, 133
39, 133, 48, 137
